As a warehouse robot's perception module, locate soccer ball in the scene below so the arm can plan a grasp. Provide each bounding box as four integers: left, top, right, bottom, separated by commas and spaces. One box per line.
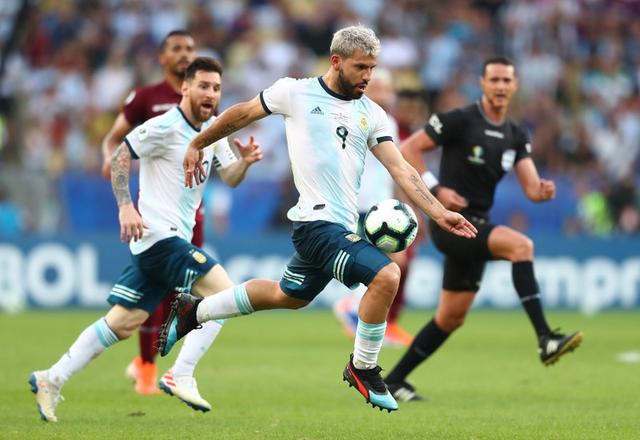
363, 199, 418, 253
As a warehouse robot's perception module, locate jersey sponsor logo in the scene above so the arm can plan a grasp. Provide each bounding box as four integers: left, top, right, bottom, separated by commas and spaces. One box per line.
484, 129, 504, 139
359, 116, 368, 130
310, 106, 324, 115
189, 249, 207, 264
501, 149, 516, 171
137, 126, 149, 141
331, 112, 350, 125
525, 142, 532, 153
468, 145, 485, 165
151, 103, 177, 113
428, 114, 443, 134
345, 233, 361, 243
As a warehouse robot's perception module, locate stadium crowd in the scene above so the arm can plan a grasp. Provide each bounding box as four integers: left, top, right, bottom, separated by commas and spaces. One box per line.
0, 0, 638, 236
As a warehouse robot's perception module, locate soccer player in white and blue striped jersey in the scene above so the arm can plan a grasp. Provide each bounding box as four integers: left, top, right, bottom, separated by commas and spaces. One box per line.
160, 26, 477, 412
29, 58, 263, 422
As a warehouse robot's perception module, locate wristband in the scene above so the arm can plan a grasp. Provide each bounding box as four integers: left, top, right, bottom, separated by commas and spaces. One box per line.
421, 171, 439, 190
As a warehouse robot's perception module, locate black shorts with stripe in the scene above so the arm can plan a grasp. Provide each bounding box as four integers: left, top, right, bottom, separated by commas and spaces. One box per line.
428, 214, 497, 292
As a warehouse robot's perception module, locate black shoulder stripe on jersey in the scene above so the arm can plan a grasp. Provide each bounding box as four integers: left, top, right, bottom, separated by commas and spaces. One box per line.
259, 91, 272, 114
123, 137, 139, 160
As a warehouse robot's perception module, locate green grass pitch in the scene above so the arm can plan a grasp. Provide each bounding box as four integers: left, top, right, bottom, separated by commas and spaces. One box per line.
1, 309, 638, 439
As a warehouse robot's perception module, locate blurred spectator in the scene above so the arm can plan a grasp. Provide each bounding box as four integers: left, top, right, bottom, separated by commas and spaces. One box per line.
0, 187, 23, 235
0, 0, 636, 236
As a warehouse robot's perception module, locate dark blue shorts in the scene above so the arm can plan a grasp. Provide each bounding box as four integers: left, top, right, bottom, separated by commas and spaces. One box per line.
107, 237, 217, 313
280, 221, 392, 301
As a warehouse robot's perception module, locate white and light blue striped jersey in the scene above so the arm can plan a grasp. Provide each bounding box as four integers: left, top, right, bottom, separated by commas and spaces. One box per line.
260, 76, 394, 232
124, 106, 237, 254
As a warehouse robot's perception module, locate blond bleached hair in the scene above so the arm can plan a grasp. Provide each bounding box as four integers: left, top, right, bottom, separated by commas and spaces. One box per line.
329, 25, 381, 58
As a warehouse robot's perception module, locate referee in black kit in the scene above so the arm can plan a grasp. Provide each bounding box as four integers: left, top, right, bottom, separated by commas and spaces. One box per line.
384, 56, 583, 402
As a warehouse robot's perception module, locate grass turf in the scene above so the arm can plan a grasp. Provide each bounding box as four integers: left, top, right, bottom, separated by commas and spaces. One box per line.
1, 309, 638, 439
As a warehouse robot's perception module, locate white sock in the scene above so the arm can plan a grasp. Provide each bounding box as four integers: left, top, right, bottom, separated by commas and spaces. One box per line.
196, 283, 254, 323
353, 319, 386, 370
48, 317, 119, 388
172, 319, 224, 377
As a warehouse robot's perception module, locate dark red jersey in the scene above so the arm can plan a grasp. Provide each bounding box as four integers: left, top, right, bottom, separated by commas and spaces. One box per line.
122, 80, 181, 127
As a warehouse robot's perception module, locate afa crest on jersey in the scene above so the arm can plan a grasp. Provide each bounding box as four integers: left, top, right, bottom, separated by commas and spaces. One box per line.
345, 233, 361, 243
190, 249, 207, 264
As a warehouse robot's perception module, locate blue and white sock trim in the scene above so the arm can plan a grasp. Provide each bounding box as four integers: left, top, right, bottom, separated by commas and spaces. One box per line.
356, 319, 387, 342
233, 284, 254, 315
92, 318, 119, 348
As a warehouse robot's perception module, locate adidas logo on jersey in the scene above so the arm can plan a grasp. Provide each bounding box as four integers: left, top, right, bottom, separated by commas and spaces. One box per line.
310, 106, 324, 115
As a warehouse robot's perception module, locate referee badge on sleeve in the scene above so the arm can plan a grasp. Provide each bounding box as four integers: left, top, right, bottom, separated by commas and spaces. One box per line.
501, 149, 516, 171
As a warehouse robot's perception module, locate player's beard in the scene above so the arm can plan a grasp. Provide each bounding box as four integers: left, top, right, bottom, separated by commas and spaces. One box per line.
191, 98, 215, 122
338, 69, 364, 99
172, 58, 191, 77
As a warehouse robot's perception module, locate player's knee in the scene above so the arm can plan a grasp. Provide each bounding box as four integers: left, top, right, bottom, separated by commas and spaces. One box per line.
105, 306, 147, 340
435, 310, 467, 333
511, 237, 534, 261
374, 262, 401, 294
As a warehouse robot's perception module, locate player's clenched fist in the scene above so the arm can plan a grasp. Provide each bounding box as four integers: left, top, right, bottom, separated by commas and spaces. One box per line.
538, 179, 555, 201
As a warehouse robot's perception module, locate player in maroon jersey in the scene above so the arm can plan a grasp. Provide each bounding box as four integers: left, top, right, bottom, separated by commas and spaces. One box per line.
101, 30, 200, 395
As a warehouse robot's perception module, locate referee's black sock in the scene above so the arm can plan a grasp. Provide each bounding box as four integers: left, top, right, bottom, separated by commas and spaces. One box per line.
512, 261, 551, 337
385, 318, 449, 384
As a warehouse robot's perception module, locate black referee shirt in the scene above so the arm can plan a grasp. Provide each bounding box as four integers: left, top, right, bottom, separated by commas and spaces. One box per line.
424, 102, 531, 217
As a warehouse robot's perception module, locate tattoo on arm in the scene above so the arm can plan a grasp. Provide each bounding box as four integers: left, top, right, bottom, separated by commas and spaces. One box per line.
220, 123, 237, 137
111, 144, 132, 206
409, 175, 434, 205
198, 123, 238, 149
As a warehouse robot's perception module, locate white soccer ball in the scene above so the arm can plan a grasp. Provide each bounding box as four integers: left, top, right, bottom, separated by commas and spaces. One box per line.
363, 199, 418, 253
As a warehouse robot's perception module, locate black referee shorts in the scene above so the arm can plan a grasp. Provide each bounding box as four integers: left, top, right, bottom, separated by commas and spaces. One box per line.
428, 216, 497, 292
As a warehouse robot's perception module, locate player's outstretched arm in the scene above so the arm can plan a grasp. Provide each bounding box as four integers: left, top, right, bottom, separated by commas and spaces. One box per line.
515, 157, 556, 202
101, 113, 133, 180
373, 141, 477, 238
185, 96, 269, 187
399, 128, 468, 211
111, 143, 145, 243
218, 136, 264, 187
